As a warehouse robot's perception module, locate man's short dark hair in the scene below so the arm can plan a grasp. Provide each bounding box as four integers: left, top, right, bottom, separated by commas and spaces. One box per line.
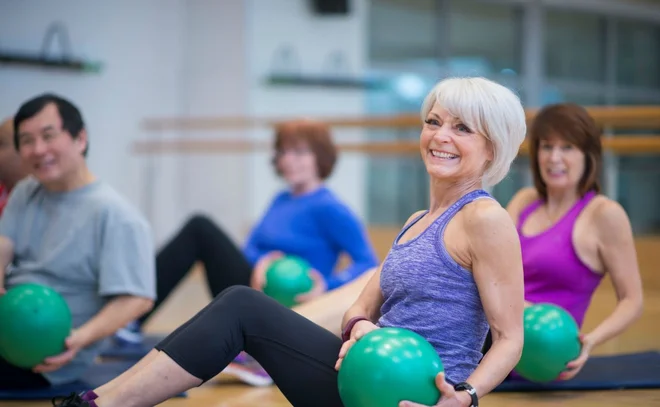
13, 93, 88, 156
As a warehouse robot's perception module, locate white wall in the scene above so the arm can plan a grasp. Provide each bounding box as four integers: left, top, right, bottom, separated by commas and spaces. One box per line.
0, 0, 370, 245
0, 0, 254, 245
167, 0, 250, 244
245, 0, 370, 222
0, 0, 187, 244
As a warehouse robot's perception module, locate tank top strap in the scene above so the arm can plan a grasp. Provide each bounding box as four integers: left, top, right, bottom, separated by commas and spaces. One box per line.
437, 189, 493, 227
517, 190, 598, 235
432, 189, 493, 274
517, 199, 543, 232
559, 190, 598, 227
393, 210, 429, 246
392, 190, 492, 247
433, 189, 494, 238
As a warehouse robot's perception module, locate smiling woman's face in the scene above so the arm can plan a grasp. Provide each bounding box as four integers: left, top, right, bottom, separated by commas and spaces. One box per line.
419, 102, 492, 183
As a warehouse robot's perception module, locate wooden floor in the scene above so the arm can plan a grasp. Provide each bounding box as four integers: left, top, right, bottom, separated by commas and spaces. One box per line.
4, 268, 660, 406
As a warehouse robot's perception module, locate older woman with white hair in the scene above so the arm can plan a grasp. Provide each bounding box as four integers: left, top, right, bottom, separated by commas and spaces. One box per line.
54, 76, 528, 407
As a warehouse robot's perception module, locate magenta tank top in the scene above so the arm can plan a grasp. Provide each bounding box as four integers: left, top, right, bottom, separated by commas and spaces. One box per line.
517, 190, 603, 328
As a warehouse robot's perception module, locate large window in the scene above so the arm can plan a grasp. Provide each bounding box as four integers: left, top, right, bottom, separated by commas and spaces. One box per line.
366, 0, 524, 225
368, 0, 437, 62
448, 0, 522, 75
617, 19, 660, 90
545, 9, 607, 84
366, 0, 660, 232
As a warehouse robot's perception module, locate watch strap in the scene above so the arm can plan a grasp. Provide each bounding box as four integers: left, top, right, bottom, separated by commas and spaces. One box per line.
454, 382, 478, 407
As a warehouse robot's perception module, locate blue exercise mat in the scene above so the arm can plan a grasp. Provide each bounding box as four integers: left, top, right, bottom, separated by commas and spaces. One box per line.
0, 360, 187, 400
100, 334, 166, 360
494, 351, 660, 392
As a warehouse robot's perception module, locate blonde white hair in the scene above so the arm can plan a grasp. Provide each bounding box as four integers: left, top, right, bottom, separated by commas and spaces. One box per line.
420, 77, 527, 186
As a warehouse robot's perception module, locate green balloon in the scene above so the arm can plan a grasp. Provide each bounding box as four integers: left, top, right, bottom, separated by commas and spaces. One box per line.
515, 303, 582, 382
338, 327, 444, 407
263, 256, 314, 307
0, 283, 72, 368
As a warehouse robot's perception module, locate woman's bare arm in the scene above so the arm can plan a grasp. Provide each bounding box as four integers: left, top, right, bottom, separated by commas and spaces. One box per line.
587, 199, 643, 348
463, 201, 525, 398
340, 264, 384, 329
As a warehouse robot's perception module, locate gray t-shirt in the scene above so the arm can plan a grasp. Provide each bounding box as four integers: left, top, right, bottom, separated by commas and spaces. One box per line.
0, 177, 156, 386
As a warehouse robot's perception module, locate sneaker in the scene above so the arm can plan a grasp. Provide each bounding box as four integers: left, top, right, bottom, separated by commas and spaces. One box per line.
114, 320, 143, 346
222, 352, 273, 387
52, 392, 92, 406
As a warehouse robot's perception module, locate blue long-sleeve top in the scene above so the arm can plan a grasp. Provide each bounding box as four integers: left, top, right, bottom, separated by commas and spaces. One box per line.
243, 186, 378, 290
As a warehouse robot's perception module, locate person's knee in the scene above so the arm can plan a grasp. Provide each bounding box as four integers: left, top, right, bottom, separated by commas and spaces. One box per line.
211, 286, 269, 319
214, 285, 259, 305
183, 213, 220, 235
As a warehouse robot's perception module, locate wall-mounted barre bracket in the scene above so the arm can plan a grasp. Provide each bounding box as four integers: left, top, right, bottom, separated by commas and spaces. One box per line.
0, 51, 103, 73
0, 21, 103, 74
265, 73, 388, 89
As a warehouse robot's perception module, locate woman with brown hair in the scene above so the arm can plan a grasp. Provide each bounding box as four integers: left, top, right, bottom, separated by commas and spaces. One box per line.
116, 119, 378, 385
504, 102, 643, 380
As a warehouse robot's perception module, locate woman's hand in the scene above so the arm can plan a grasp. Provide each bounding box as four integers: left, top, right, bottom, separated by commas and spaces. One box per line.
559, 334, 594, 380
295, 268, 327, 303
399, 373, 472, 407
334, 320, 378, 370
250, 251, 284, 290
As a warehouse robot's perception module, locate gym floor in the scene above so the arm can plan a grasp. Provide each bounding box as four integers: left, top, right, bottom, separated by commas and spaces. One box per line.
4, 267, 660, 406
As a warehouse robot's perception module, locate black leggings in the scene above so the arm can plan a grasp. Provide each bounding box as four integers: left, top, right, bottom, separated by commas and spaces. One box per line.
140, 215, 253, 325
0, 357, 50, 390
156, 286, 344, 407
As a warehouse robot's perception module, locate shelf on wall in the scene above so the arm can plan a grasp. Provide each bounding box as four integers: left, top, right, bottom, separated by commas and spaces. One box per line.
0, 51, 102, 73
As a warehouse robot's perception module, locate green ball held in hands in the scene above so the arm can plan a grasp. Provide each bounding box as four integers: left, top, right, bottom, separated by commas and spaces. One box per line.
338, 327, 444, 407
263, 255, 314, 307
515, 303, 582, 382
0, 283, 72, 369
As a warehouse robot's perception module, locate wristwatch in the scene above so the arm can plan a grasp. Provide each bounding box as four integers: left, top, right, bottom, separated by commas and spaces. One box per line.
341, 316, 369, 342
454, 382, 478, 407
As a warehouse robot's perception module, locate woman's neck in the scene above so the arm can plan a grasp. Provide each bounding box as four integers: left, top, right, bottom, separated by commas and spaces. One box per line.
428, 177, 482, 215
544, 187, 581, 221
290, 179, 322, 196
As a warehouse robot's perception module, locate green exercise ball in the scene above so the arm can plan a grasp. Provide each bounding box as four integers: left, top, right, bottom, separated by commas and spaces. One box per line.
263, 255, 314, 307
338, 327, 444, 407
514, 303, 581, 382
0, 283, 72, 368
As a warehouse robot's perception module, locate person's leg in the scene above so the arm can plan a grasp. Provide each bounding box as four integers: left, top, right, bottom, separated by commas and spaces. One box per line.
88, 350, 160, 399
115, 214, 253, 345
95, 283, 234, 399
191, 215, 254, 296
0, 357, 50, 390
222, 266, 375, 386
140, 215, 253, 326
154, 215, 259, 383
79, 286, 343, 407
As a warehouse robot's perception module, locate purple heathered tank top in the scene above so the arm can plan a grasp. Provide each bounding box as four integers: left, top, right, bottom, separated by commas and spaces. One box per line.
518, 190, 603, 328
377, 189, 492, 385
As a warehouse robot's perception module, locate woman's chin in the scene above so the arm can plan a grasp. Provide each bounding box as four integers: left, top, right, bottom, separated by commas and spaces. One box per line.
542, 178, 577, 192
427, 168, 457, 181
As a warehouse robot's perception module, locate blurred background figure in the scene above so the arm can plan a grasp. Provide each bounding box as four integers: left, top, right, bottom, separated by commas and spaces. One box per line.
0, 117, 28, 215
114, 119, 378, 386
